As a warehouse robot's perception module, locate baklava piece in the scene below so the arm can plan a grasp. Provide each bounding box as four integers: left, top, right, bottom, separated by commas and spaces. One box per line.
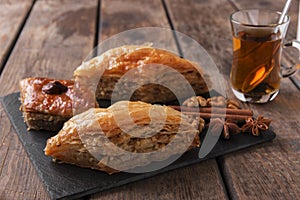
20, 77, 97, 131
74, 45, 211, 103
45, 101, 200, 174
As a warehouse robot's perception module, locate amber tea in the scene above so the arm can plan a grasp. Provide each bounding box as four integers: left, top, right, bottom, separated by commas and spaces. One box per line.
230, 31, 282, 101
230, 9, 296, 103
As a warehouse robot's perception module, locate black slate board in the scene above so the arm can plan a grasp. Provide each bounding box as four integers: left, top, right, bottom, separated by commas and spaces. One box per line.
1, 92, 276, 200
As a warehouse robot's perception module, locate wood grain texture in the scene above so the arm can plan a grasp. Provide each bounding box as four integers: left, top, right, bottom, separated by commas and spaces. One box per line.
94, 0, 179, 56
0, 0, 34, 72
291, 73, 300, 89
91, 0, 228, 199
91, 160, 228, 200
0, 0, 97, 199
165, 0, 235, 76
99, 0, 170, 41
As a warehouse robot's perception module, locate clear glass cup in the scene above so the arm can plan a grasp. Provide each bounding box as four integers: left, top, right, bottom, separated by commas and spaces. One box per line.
230, 9, 299, 103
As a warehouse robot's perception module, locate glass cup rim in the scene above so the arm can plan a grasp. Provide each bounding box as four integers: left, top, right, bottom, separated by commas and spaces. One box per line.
230, 9, 290, 28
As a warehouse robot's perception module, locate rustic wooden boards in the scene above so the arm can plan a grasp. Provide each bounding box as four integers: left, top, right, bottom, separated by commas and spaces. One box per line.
165, 0, 234, 76
0, 0, 98, 199
90, 159, 227, 200
99, 0, 170, 41
0, 0, 34, 71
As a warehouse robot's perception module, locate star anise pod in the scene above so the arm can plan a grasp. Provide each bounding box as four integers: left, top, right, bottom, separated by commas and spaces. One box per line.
241, 116, 272, 136
208, 118, 241, 139
223, 119, 241, 139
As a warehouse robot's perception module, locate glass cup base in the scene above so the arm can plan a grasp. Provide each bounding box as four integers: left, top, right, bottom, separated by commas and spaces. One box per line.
231, 88, 279, 103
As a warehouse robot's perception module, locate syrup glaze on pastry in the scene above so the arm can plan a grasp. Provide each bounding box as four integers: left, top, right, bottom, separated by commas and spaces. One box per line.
20, 77, 97, 131
74, 46, 210, 103
20, 78, 74, 117
45, 101, 200, 174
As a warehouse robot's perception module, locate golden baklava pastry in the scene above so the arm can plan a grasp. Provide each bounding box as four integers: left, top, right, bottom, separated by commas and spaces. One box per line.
20, 77, 98, 131
44, 101, 200, 174
74, 45, 210, 103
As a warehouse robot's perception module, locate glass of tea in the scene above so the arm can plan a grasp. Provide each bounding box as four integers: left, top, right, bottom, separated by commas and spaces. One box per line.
230, 9, 298, 103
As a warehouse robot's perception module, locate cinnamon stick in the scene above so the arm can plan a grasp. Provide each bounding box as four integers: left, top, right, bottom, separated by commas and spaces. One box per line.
169, 105, 253, 116
182, 111, 250, 122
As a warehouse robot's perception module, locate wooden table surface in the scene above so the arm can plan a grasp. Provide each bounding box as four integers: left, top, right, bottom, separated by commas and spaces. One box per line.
0, 0, 299, 199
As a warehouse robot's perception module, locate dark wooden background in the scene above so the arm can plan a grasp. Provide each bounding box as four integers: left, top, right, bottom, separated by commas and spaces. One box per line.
0, 0, 299, 199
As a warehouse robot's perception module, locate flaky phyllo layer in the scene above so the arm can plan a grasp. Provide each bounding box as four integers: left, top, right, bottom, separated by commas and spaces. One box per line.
74, 45, 210, 103
45, 101, 200, 174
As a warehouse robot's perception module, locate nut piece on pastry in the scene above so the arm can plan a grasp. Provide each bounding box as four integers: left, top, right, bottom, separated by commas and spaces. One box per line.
44, 101, 200, 174
74, 45, 210, 103
20, 77, 98, 131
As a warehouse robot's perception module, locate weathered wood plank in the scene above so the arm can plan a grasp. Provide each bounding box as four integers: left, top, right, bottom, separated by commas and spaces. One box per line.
0, 0, 98, 199
291, 73, 300, 89
0, 0, 34, 73
91, 160, 228, 200
91, 0, 228, 199
165, 0, 234, 77
99, 0, 170, 41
